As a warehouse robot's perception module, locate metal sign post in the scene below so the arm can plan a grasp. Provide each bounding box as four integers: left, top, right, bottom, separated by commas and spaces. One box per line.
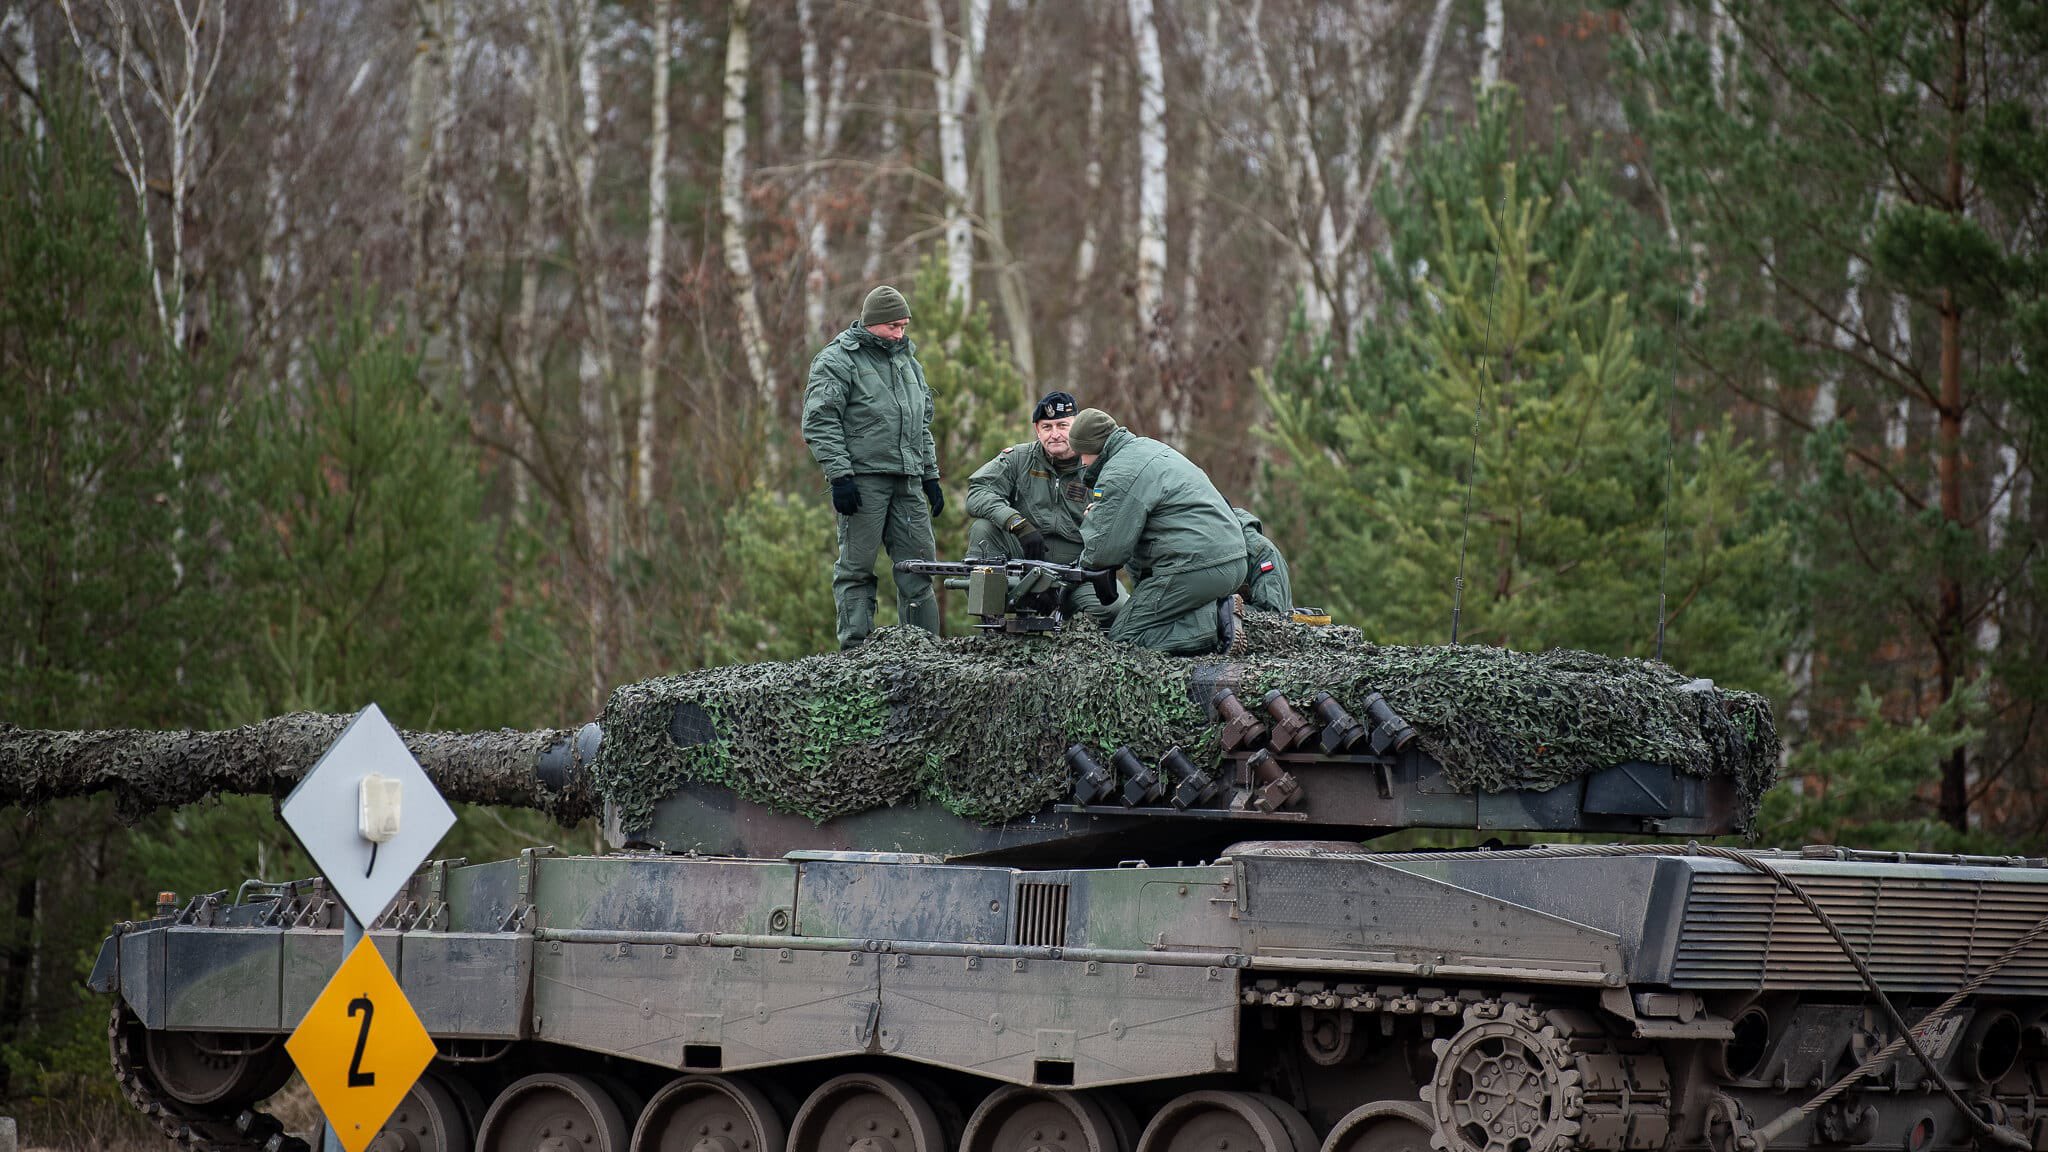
280, 704, 456, 1152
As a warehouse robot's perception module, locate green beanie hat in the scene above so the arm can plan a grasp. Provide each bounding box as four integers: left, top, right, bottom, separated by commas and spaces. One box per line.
860, 285, 911, 327
1069, 408, 1118, 455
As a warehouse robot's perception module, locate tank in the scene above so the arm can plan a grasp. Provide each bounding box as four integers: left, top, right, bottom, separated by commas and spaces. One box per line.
64, 641, 2048, 1152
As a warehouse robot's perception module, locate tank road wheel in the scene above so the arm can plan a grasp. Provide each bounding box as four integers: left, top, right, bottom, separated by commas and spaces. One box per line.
632, 1074, 788, 1152
1426, 1004, 1583, 1152
961, 1086, 1130, 1152
1321, 1103, 1437, 1152
477, 1072, 631, 1152
366, 1073, 474, 1152
1134, 1091, 1316, 1152
141, 1028, 293, 1109
787, 1073, 945, 1152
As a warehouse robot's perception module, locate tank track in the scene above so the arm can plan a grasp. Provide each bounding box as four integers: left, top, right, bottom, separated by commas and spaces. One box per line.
108, 1005, 311, 1152
1243, 980, 1672, 1152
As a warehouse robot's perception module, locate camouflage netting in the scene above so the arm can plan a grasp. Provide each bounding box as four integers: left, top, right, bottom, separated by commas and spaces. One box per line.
594, 613, 1779, 833
0, 715, 595, 823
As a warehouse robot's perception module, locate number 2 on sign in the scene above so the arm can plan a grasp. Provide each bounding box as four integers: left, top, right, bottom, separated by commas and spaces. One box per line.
347, 997, 376, 1087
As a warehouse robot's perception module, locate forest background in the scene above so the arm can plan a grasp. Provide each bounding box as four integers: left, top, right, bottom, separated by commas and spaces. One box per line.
1, 0, 2043, 1142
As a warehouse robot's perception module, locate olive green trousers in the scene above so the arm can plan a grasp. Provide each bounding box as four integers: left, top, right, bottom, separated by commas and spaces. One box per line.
833, 474, 939, 648
1109, 558, 1245, 654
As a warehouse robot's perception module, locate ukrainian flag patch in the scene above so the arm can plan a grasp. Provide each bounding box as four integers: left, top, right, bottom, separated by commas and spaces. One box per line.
1091, 487, 1104, 499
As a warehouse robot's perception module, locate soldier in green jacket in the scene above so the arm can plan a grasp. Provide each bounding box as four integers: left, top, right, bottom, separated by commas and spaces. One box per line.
1234, 508, 1294, 614
964, 391, 1115, 625
1070, 409, 1248, 654
801, 285, 944, 649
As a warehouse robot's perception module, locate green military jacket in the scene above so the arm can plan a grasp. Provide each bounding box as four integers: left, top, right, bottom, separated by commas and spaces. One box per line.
801, 324, 940, 480
1078, 429, 1247, 580
965, 441, 1089, 563
1235, 508, 1294, 614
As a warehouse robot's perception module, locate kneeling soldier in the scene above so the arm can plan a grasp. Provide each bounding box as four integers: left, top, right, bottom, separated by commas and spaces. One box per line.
1071, 409, 1248, 654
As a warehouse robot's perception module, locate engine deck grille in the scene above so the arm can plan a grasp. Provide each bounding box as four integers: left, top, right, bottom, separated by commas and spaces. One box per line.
1671, 872, 2048, 991
1014, 882, 1070, 948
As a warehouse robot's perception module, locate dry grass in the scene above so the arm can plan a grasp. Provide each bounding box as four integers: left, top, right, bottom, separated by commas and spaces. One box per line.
13, 1076, 323, 1151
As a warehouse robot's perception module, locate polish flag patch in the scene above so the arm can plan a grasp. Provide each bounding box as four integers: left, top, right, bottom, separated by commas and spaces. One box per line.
1259, 561, 1275, 573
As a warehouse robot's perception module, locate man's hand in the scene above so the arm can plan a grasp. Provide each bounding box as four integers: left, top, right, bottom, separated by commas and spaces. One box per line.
923, 478, 946, 517
1089, 568, 1121, 606
1006, 515, 1048, 560
831, 476, 862, 516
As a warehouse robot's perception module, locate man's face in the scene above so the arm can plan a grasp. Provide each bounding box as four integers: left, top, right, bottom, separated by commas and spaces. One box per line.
1035, 417, 1075, 460
865, 318, 910, 341
1080, 451, 1099, 467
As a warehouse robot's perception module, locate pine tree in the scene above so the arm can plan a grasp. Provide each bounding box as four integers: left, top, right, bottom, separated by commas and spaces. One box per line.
1621, 0, 2047, 834
1262, 89, 1792, 691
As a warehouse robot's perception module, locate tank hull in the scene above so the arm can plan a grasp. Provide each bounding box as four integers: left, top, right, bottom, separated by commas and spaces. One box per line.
92, 844, 2048, 1152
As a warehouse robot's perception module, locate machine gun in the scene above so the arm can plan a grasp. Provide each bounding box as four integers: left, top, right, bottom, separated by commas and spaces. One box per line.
894, 557, 1113, 633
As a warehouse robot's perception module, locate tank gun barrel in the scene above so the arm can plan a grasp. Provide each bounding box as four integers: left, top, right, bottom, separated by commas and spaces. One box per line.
0, 715, 601, 824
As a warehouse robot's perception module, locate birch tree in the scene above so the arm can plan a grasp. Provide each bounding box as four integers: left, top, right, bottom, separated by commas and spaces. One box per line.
1480, 0, 1504, 88
260, 0, 301, 389
798, 0, 856, 339
925, 0, 988, 306
58, 0, 226, 353
636, 0, 674, 513
1127, 0, 1168, 366
721, 0, 774, 410
1064, 54, 1105, 393
3, 5, 39, 140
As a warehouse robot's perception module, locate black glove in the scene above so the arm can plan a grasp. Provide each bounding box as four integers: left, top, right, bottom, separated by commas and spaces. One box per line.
922, 478, 945, 517
1018, 529, 1048, 561
830, 476, 862, 516
1089, 569, 1121, 606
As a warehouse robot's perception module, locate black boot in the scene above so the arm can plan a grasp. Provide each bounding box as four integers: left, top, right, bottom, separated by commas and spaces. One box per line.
1215, 596, 1238, 654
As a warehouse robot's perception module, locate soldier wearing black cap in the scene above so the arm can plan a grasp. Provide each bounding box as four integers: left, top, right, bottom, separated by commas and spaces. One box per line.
963, 390, 1116, 624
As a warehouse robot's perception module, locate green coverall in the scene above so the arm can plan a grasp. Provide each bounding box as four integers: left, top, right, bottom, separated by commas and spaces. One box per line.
801, 323, 941, 647
965, 441, 1114, 624
1078, 429, 1248, 654
1235, 508, 1295, 614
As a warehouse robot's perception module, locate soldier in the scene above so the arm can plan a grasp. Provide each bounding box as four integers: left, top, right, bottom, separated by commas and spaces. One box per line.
1070, 408, 1249, 654
1235, 508, 1294, 614
802, 284, 944, 649
964, 390, 1115, 625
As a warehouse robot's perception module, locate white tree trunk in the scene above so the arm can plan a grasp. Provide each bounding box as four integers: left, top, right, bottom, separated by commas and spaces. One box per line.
1480, 0, 1504, 88
863, 111, 898, 283
1176, 0, 1219, 351
261, 0, 300, 392
4, 5, 40, 140
925, 0, 987, 306
440, 0, 476, 402
978, 81, 1034, 383
1127, 0, 1168, 367
797, 0, 852, 339
636, 0, 673, 513
721, 0, 775, 410
403, 0, 448, 296
1884, 293, 1911, 453
1358, 0, 1453, 213
61, 0, 225, 354
513, 28, 549, 517
1065, 56, 1106, 394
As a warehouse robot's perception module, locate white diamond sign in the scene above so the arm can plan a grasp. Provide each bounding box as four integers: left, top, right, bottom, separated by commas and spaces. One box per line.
281, 704, 457, 926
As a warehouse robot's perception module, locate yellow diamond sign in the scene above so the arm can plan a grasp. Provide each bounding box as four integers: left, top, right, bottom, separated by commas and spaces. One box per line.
287, 937, 437, 1152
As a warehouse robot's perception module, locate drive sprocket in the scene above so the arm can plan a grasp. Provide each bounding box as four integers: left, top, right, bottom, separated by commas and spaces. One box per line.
1425, 1003, 1584, 1152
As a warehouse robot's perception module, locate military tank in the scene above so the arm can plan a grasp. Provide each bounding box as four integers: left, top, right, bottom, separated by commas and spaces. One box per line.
47, 618, 2048, 1152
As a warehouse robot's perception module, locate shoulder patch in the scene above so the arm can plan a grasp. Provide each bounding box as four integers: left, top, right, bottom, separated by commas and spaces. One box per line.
1091, 487, 1105, 500
1000, 446, 1014, 455
1260, 560, 1276, 573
